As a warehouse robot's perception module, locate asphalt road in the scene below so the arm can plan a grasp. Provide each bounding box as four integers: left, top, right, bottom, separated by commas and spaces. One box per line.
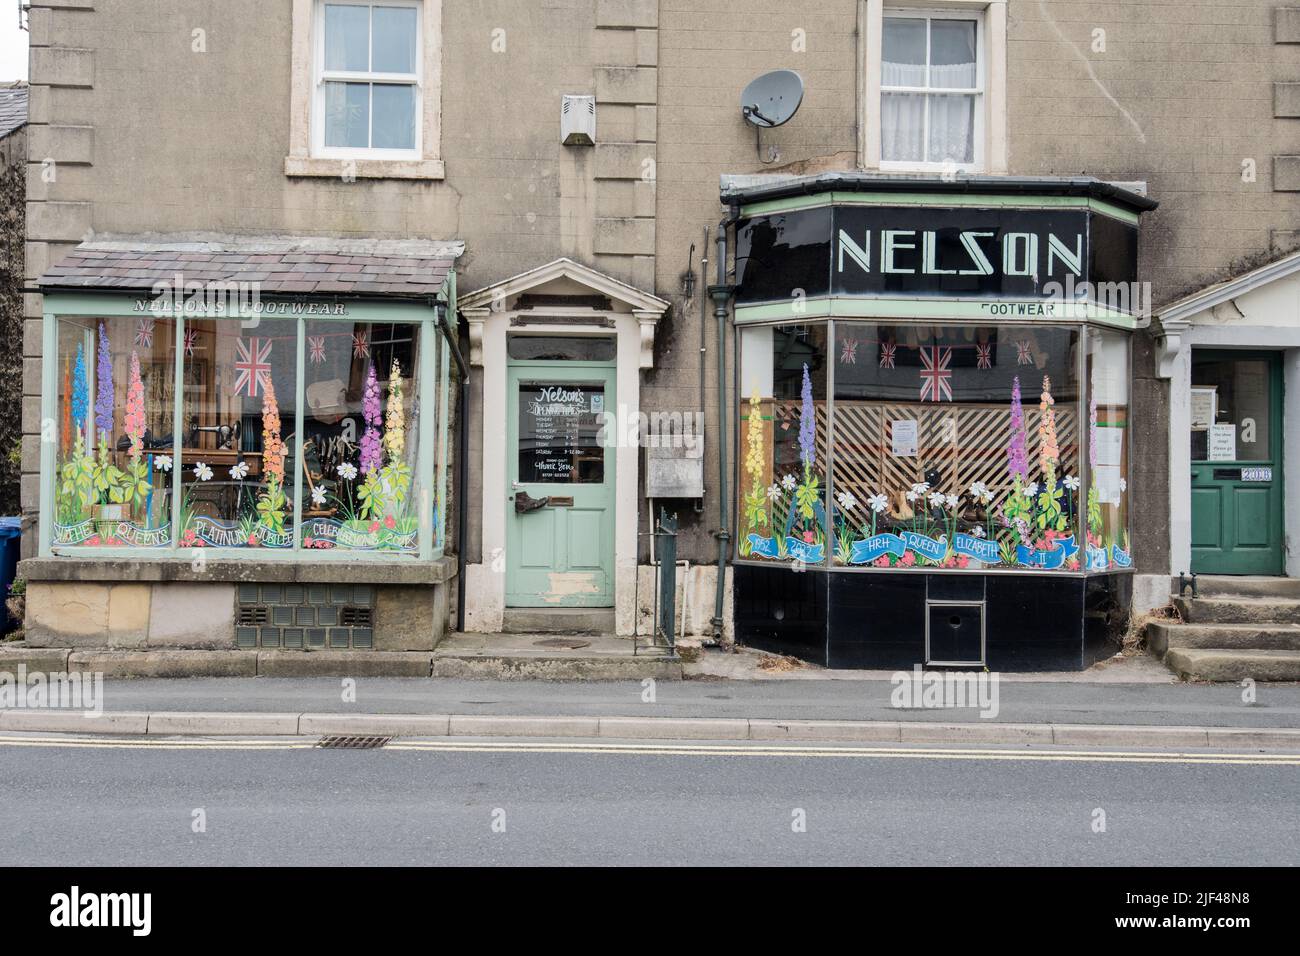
1, 735, 1296, 865
88, 676, 1300, 727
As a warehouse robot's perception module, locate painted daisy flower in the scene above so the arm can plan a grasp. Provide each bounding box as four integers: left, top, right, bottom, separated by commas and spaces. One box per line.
767, 484, 781, 501
971, 525, 986, 538
1024, 482, 1039, 497
945, 494, 960, 510
905, 490, 919, 503
1063, 475, 1081, 491
154, 455, 172, 472
337, 462, 359, 482
968, 481, 991, 503
193, 462, 213, 482
229, 461, 249, 481
867, 493, 888, 514
310, 485, 327, 506
781, 473, 797, 491
928, 491, 945, 507
911, 481, 930, 496
836, 490, 857, 511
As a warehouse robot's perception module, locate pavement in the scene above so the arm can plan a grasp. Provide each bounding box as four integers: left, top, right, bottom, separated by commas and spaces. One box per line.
1, 733, 1296, 865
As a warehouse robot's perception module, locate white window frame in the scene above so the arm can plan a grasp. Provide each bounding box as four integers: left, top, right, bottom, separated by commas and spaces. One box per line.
312, 0, 423, 160
859, 0, 1007, 174
286, 0, 445, 180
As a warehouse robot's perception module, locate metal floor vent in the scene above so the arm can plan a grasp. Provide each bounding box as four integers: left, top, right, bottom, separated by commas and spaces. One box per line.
316, 735, 391, 750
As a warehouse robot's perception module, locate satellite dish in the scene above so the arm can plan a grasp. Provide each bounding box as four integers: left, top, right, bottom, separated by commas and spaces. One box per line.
741, 70, 804, 128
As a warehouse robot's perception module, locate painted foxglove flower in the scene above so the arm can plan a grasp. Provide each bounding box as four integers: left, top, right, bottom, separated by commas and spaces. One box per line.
1119, 478, 1128, 492
229, 461, 249, 481
337, 462, 358, 482
1024, 482, 1039, 497
193, 462, 213, 482
155, 455, 172, 472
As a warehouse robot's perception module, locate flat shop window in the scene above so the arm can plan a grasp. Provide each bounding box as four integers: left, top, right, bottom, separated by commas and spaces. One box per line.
881, 11, 981, 167
507, 335, 617, 362
738, 322, 1092, 571
517, 381, 606, 484
319, 1, 420, 152
51, 314, 435, 556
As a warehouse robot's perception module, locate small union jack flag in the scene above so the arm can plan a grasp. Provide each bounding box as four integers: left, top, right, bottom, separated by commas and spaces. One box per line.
976, 343, 992, 370
919, 346, 953, 402
233, 337, 272, 398
839, 337, 858, 364
879, 341, 896, 369
352, 332, 369, 359
309, 335, 326, 365
183, 328, 198, 357
1016, 340, 1033, 365
134, 318, 154, 348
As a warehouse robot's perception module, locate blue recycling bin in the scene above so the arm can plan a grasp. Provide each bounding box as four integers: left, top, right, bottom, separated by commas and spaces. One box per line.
0, 518, 21, 632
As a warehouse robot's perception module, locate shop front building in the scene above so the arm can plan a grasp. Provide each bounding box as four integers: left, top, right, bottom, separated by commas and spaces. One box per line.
21, 237, 460, 652
726, 173, 1156, 670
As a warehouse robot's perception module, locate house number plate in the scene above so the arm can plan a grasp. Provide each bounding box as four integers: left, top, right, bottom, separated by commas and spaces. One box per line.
1242, 467, 1272, 482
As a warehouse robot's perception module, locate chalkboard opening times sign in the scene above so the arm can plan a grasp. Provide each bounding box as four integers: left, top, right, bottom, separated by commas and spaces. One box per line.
518, 383, 605, 484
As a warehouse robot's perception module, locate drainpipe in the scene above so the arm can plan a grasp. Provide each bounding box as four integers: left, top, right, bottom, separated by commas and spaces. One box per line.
434, 300, 471, 633
708, 209, 738, 643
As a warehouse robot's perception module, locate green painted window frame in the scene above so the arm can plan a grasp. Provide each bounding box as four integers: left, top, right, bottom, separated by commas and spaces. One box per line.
39, 291, 451, 562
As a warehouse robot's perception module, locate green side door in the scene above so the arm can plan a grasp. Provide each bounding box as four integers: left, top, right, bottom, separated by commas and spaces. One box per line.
1190, 350, 1284, 575
506, 362, 616, 607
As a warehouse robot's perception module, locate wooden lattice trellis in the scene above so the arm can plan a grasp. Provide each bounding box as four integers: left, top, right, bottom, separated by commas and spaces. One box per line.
771, 400, 1078, 513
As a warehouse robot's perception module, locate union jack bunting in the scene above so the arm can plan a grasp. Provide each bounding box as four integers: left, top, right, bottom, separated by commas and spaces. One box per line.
879, 341, 896, 369
233, 337, 272, 398
183, 328, 198, 357
839, 337, 858, 364
976, 343, 992, 369
919, 346, 953, 402
309, 335, 327, 365
352, 332, 369, 359
1016, 340, 1033, 365
134, 318, 154, 348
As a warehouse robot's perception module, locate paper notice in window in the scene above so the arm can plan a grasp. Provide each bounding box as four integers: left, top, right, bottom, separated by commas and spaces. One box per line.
1095, 425, 1124, 467
1095, 464, 1123, 505
891, 419, 917, 457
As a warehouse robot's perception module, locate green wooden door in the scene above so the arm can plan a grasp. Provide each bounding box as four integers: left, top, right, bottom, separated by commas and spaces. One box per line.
506, 363, 616, 607
1190, 350, 1283, 575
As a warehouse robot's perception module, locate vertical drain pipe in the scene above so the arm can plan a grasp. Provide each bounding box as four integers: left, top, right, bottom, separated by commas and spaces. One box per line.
434, 301, 471, 633
708, 212, 737, 643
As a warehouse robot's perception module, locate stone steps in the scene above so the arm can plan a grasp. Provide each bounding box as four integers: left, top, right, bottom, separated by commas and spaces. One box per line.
1158, 577, 1300, 680
1149, 621, 1300, 654
1174, 595, 1300, 624
1164, 648, 1300, 682
501, 608, 617, 635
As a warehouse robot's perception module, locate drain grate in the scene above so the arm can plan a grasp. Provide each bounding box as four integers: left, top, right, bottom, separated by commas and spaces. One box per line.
316, 735, 391, 750
533, 638, 591, 650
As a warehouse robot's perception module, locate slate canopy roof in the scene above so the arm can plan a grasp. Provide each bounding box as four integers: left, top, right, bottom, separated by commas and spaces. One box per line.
39, 233, 465, 299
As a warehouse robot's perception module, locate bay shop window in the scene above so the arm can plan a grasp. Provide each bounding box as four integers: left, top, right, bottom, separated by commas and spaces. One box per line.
737, 321, 1131, 573
43, 300, 449, 559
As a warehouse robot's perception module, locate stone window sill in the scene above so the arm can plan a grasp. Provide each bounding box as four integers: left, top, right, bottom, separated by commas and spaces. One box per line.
283, 156, 446, 181
19, 555, 458, 586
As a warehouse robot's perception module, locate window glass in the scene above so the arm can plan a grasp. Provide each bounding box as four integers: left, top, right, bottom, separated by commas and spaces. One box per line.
737, 325, 829, 564
517, 382, 605, 484
178, 318, 298, 549
300, 321, 422, 553
823, 322, 1081, 570
324, 82, 370, 148
507, 336, 617, 362
53, 316, 176, 548
1087, 329, 1130, 569
324, 4, 370, 72
371, 5, 417, 73
371, 83, 416, 149
881, 15, 980, 166
1191, 357, 1271, 463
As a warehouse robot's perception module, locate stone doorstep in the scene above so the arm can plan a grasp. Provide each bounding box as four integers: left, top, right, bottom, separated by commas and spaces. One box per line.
0, 710, 1298, 752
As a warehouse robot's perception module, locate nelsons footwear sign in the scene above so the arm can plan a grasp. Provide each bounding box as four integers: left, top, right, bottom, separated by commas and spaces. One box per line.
733, 202, 1139, 310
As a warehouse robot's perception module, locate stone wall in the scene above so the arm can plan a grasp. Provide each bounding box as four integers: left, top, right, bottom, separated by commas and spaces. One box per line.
0, 123, 23, 519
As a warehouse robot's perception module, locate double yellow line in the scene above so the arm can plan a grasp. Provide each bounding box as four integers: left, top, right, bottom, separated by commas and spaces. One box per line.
1, 733, 1298, 765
